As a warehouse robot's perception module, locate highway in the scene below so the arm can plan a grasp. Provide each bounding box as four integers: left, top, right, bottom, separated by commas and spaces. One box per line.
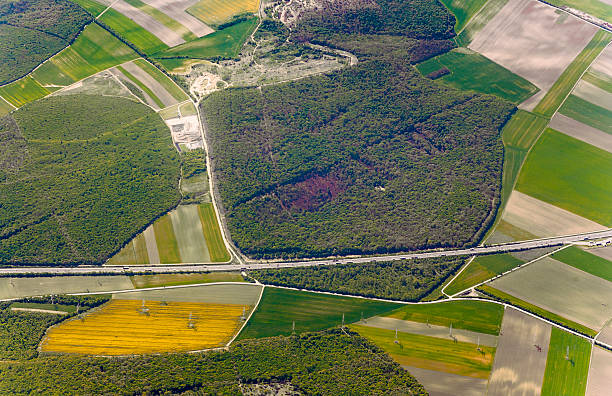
1, 228, 611, 275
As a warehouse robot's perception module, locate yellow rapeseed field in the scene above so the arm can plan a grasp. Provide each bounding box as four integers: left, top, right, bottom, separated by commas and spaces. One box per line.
40, 299, 248, 355
187, 0, 260, 27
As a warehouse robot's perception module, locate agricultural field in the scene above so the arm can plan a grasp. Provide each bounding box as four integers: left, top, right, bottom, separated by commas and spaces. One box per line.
238, 287, 400, 339
552, 246, 612, 282
404, 366, 487, 396
586, 347, 612, 395
573, 79, 612, 110
41, 299, 246, 354
115, 283, 262, 306
468, 0, 599, 111
549, 113, 612, 153
186, 0, 259, 27
546, 0, 612, 24
130, 272, 244, 288
353, 325, 496, 379
383, 300, 504, 335
0, 276, 132, 300
0, 96, 13, 116
108, 203, 229, 265
444, 254, 524, 295
439, 0, 489, 32
98, 6, 168, 54
541, 327, 591, 396
515, 129, 612, 226
489, 257, 612, 331
416, 48, 539, 103
559, 94, 612, 135
487, 308, 551, 395
0, 76, 50, 107
454, 0, 509, 46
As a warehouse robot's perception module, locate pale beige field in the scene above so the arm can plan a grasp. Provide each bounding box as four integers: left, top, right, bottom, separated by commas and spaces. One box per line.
41, 299, 247, 355
404, 365, 488, 396
590, 45, 612, 76
573, 80, 612, 111
140, 0, 213, 37
549, 114, 612, 153
112, 0, 185, 47
586, 347, 612, 396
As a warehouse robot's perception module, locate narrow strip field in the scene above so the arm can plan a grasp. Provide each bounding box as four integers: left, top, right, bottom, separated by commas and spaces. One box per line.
186, 0, 259, 27
115, 283, 262, 305
0, 276, 132, 300
541, 327, 591, 396
549, 113, 612, 153
454, 0, 509, 46
559, 94, 612, 134
198, 203, 230, 262
403, 366, 488, 396
130, 272, 244, 288
573, 80, 612, 111
551, 246, 612, 282
586, 347, 612, 395
170, 205, 211, 263
445, 254, 524, 295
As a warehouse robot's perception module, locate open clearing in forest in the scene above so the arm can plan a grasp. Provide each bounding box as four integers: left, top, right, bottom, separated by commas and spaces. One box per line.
186, 0, 259, 27
0, 96, 14, 116
0, 276, 131, 300
356, 316, 498, 346
403, 365, 487, 396
41, 299, 245, 355
489, 257, 612, 331
468, 0, 597, 109
115, 283, 262, 305
487, 308, 550, 396
541, 327, 591, 395
549, 114, 612, 153
586, 347, 612, 396
501, 190, 607, 238
445, 254, 524, 295
515, 129, 612, 226
353, 325, 495, 379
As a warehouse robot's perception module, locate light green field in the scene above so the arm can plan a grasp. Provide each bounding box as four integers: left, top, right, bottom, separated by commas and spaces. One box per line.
117, 65, 165, 108
417, 49, 538, 103
584, 70, 612, 94
445, 254, 524, 295
515, 128, 612, 226
98, 7, 168, 55
133, 59, 188, 102
454, 0, 509, 46
546, 0, 612, 24
170, 205, 210, 263
552, 246, 612, 282
180, 101, 197, 116
533, 30, 612, 117
492, 220, 538, 242
541, 327, 591, 396
107, 233, 149, 265
158, 103, 180, 119
198, 203, 230, 262
123, 0, 197, 41
440, 0, 489, 32
238, 287, 400, 339
383, 300, 504, 335
353, 325, 496, 379
0, 96, 13, 116
0, 76, 50, 107
130, 272, 244, 288
69, 0, 107, 17
0, 276, 133, 300
153, 214, 181, 263
155, 17, 257, 59
32, 23, 137, 87
186, 0, 259, 27
559, 94, 612, 134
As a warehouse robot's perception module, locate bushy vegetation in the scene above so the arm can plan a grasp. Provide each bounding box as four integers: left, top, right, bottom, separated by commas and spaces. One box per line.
0, 95, 181, 265
253, 257, 465, 301
182, 148, 207, 178
0, 329, 427, 395
0, 0, 91, 84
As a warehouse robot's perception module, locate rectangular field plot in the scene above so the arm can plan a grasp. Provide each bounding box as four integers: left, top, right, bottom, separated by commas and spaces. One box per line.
445, 254, 524, 295
541, 327, 591, 396
559, 94, 612, 135
552, 246, 612, 282
41, 299, 245, 355
515, 129, 612, 227
98, 7, 168, 54
353, 325, 496, 379
573, 79, 612, 112
115, 283, 262, 306
586, 347, 612, 396
488, 308, 550, 396
404, 366, 488, 396
0, 96, 14, 116
170, 204, 211, 263
455, 0, 509, 46
130, 272, 244, 288
0, 276, 132, 300
0, 76, 50, 107
489, 258, 612, 331
186, 0, 259, 27
549, 113, 612, 154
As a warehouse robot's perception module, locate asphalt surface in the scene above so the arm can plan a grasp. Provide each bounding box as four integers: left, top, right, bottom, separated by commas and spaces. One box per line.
2, 228, 611, 275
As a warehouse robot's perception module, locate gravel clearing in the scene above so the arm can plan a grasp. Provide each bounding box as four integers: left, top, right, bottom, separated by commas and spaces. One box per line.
549, 113, 612, 153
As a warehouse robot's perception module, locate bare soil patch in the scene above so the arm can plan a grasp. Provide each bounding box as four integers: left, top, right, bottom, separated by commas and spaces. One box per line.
143, 225, 160, 264
586, 346, 612, 396
586, 245, 612, 262
549, 113, 612, 153
590, 45, 612, 76
488, 308, 551, 396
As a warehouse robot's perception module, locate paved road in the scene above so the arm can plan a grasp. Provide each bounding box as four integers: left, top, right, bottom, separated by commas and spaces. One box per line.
1, 229, 611, 275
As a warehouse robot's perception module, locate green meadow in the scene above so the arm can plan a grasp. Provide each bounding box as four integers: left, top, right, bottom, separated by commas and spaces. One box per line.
98, 8, 168, 55
0, 76, 50, 107
552, 246, 612, 282
440, 0, 489, 32
445, 254, 524, 295
559, 94, 612, 134
541, 327, 591, 396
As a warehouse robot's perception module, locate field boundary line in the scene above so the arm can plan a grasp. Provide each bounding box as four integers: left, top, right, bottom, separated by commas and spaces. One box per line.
227, 284, 265, 346
66, 280, 258, 296
441, 255, 475, 297
98, 0, 121, 20
455, 0, 494, 36
0, 94, 16, 110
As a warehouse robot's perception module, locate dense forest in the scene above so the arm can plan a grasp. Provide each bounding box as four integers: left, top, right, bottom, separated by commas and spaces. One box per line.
0, 95, 181, 265
253, 257, 465, 301
0, 0, 91, 84
0, 329, 426, 395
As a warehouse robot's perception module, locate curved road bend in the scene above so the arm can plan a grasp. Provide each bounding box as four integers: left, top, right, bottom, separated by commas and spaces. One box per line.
1, 229, 612, 275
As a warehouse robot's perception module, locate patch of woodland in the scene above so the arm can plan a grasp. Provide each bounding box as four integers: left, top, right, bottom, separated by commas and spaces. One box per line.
0, 329, 427, 395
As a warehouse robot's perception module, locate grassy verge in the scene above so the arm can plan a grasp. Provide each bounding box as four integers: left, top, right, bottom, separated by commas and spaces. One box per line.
559, 94, 612, 134
477, 285, 597, 337
198, 203, 230, 262
552, 246, 612, 282
130, 272, 244, 288
533, 30, 612, 117
352, 325, 495, 379
383, 300, 504, 335
541, 327, 591, 395
445, 254, 524, 295
238, 287, 400, 339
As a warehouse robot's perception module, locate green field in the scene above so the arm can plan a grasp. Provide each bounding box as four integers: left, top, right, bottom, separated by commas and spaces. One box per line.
155, 17, 257, 59
186, 0, 260, 27
117, 65, 165, 108
0, 96, 14, 116
559, 94, 612, 134
198, 203, 230, 262
533, 30, 612, 117
546, 0, 612, 24
552, 246, 612, 282
440, 0, 489, 32
69, 0, 107, 17
515, 128, 612, 226
153, 215, 181, 263
10, 302, 77, 313
130, 272, 244, 288
583, 70, 612, 94
238, 287, 400, 339
0, 76, 50, 107
180, 101, 197, 116
123, 0, 197, 41
541, 327, 591, 396
353, 325, 496, 379
106, 233, 149, 265
445, 254, 524, 295
477, 285, 598, 337
98, 8, 168, 55
454, 0, 509, 46
417, 49, 538, 103
133, 59, 189, 102
383, 300, 504, 335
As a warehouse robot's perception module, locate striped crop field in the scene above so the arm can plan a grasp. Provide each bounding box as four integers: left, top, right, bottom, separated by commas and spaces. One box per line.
186, 0, 259, 27
0, 76, 50, 107
41, 299, 247, 355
